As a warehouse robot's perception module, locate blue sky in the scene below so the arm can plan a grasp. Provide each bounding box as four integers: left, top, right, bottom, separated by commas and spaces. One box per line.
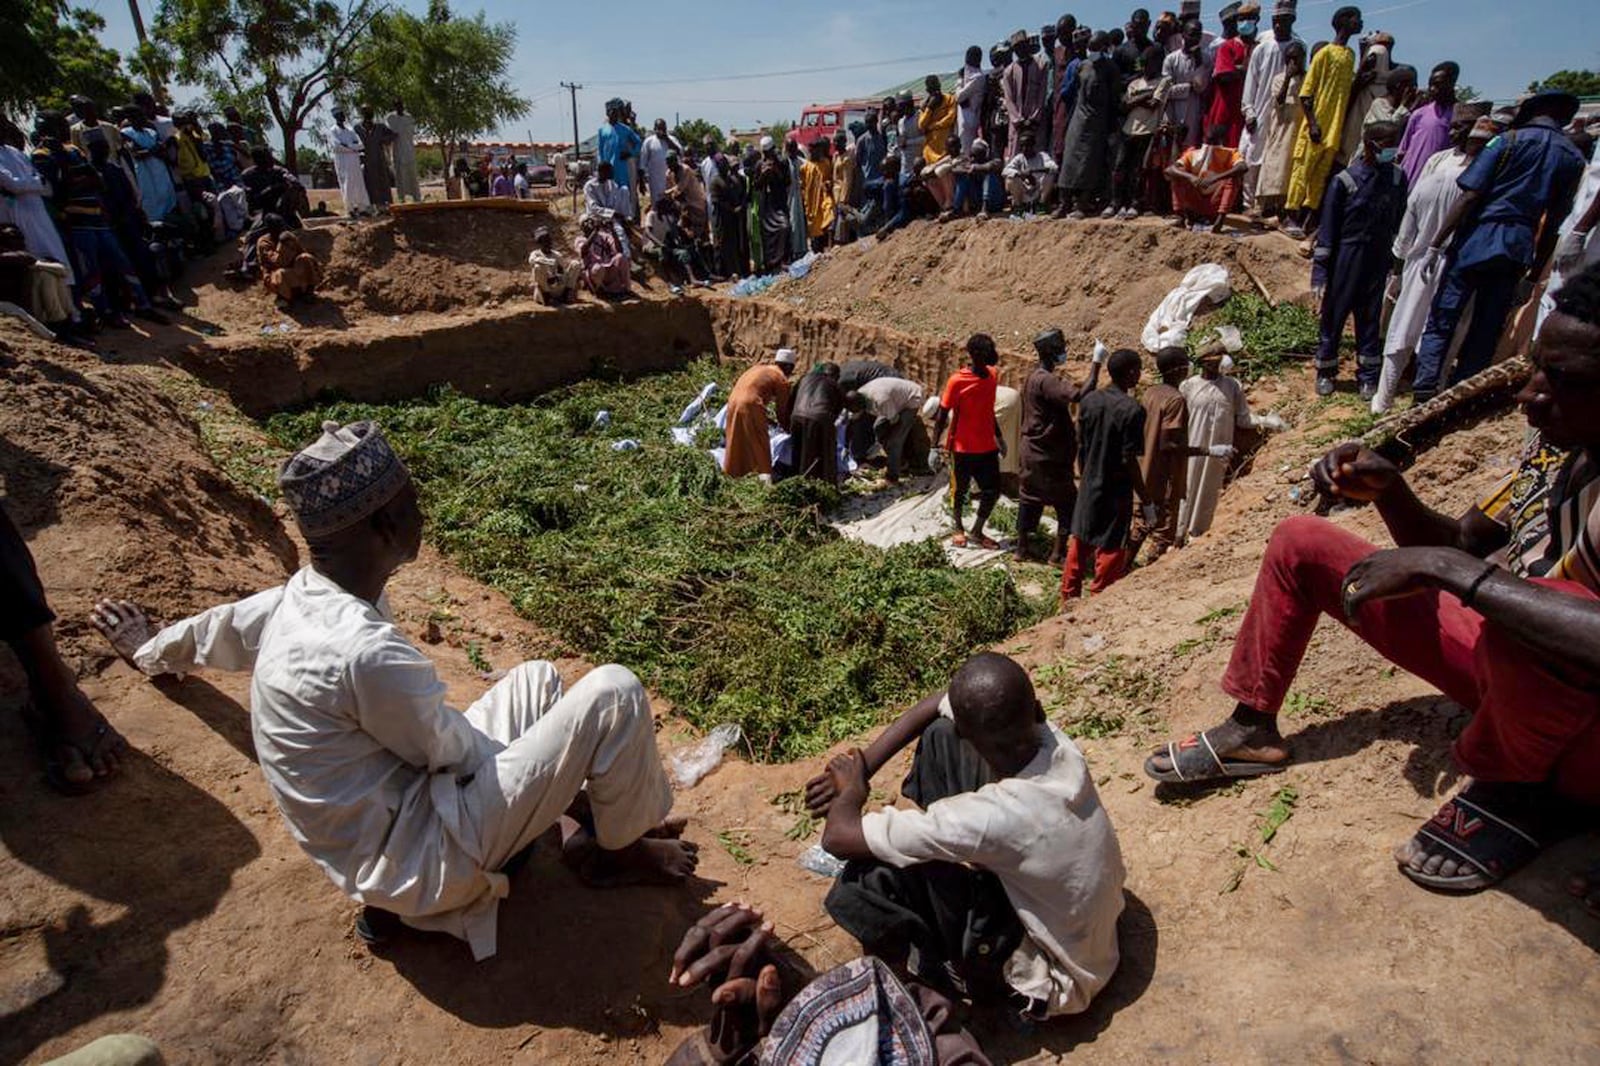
84, 0, 1597, 144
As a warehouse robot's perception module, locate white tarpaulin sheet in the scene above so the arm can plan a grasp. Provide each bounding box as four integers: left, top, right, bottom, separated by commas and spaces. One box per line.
828, 476, 1042, 569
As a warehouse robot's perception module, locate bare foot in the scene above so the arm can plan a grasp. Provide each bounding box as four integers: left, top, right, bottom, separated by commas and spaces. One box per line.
565, 828, 700, 887
647, 814, 690, 839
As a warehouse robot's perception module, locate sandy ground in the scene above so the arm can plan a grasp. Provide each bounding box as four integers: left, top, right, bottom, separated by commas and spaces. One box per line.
2, 215, 1598, 1064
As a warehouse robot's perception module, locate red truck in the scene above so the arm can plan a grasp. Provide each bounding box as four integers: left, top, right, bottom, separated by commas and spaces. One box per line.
792, 99, 883, 149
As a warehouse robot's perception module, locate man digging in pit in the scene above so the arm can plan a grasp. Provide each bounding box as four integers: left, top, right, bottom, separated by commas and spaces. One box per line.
91, 420, 697, 957
1146, 261, 1600, 903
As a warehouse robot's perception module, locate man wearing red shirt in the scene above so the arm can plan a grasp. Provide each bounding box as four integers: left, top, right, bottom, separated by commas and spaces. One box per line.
932, 334, 1006, 548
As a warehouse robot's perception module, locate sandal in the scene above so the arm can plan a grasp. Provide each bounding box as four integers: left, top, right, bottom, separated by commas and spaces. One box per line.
1399, 784, 1568, 892
1143, 730, 1289, 784
951, 532, 970, 548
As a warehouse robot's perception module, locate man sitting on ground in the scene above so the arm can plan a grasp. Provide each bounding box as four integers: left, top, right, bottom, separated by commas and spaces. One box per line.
92, 421, 697, 957
803, 652, 1125, 1021
255, 214, 322, 310
1002, 131, 1057, 213
1145, 261, 1600, 901
576, 214, 631, 298
1165, 124, 1249, 232
529, 226, 580, 306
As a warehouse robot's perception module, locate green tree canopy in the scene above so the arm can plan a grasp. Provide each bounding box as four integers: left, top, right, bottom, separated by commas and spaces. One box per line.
347, 1, 528, 166
1528, 69, 1600, 98
672, 118, 724, 151
152, 0, 385, 170
1, 0, 140, 117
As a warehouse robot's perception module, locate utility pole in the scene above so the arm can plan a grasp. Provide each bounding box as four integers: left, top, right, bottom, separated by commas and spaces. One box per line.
561, 81, 582, 215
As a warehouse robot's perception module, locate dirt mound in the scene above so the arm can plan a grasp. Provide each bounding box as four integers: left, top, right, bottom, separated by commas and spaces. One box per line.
0, 320, 296, 661
319, 209, 562, 316
783, 217, 1312, 355
122, 210, 577, 346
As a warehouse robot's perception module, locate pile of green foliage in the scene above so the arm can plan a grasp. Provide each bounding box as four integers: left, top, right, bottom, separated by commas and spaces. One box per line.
266, 359, 1050, 761
1192, 292, 1320, 380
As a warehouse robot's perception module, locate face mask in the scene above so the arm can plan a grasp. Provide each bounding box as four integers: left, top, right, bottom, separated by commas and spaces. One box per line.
1239, 20, 1257, 35
1219, 354, 1236, 375
1377, 147, 1398, 164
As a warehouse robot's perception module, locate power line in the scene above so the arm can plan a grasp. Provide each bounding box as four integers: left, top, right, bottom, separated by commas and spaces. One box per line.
588, 51, 954, 88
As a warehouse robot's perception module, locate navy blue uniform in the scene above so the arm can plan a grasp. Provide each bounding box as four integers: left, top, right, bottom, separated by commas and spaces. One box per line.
1313, 158, 1409, 387
1413, 117, 1586, 397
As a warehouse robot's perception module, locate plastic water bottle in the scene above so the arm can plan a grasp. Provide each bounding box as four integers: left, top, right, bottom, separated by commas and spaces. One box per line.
669, 723, 742, 788
797, 844, 847, 878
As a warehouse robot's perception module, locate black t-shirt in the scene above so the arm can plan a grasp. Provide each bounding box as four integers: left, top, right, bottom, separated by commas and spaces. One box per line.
1070, 385, 1146, 548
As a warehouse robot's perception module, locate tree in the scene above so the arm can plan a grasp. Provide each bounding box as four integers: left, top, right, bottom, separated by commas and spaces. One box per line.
1, 0, 140, 117
347, 0, 528, 170
763, 120, 796, 145
1528, 69, 1600, 98
152, 0, 386, 171
673, 117, 724, 151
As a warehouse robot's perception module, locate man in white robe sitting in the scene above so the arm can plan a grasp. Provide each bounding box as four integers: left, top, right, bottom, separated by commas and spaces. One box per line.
92, 420, 698, 960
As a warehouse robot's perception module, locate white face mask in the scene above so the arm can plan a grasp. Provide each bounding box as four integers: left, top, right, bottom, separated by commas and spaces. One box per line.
1219, 354, 1236, 375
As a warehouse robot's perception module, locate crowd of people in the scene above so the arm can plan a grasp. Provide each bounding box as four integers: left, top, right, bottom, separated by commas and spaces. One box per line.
0, 91, 341, 340
574, 3, 1597, 405
717, 328, 1276, 594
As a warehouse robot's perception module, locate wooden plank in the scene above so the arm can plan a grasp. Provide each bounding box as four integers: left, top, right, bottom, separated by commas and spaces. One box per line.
389, 198, 553, 217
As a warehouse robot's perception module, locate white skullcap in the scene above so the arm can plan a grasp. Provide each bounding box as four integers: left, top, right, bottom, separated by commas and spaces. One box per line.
972, 138, 989, 152
760, 135, 775, 151
774, 348, 798, 366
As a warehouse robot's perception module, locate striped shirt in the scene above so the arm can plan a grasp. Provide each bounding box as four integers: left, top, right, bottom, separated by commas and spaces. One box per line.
1479, 432, 1600, 591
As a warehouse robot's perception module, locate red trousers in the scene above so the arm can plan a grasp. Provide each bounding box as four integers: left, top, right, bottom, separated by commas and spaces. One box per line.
1226, 516, 1600, 803
1062, 537, 1131, 600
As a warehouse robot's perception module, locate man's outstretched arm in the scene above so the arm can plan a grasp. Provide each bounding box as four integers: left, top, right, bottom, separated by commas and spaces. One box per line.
94, 585, 287, 677
803, 691, 943, 815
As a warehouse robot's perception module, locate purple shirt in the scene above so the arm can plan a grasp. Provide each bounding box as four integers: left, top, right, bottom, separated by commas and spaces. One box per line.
1398, 101, 1454, 187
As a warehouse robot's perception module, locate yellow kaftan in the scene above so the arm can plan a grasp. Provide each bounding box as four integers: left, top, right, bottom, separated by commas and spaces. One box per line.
1285, 43, 1354, 211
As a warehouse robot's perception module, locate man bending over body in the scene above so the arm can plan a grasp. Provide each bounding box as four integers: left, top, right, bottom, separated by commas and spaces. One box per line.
804, 652, 1126, 1021
1146, 262, 1600, 907
93, 421, 697, 957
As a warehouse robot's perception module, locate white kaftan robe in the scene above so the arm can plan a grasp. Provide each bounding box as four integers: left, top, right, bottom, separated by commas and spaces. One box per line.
1373, 148, 1471, 414
1536, 154, 1600, 337
386, 111, 420, 202
1177, 374, 1252, 542
327, 124, 371, 215
133, 567, 673, 960
955, 64, 986, 152
640, 134, 671, 205
1238, 35, 1304, 202
0, 143, 75, 284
